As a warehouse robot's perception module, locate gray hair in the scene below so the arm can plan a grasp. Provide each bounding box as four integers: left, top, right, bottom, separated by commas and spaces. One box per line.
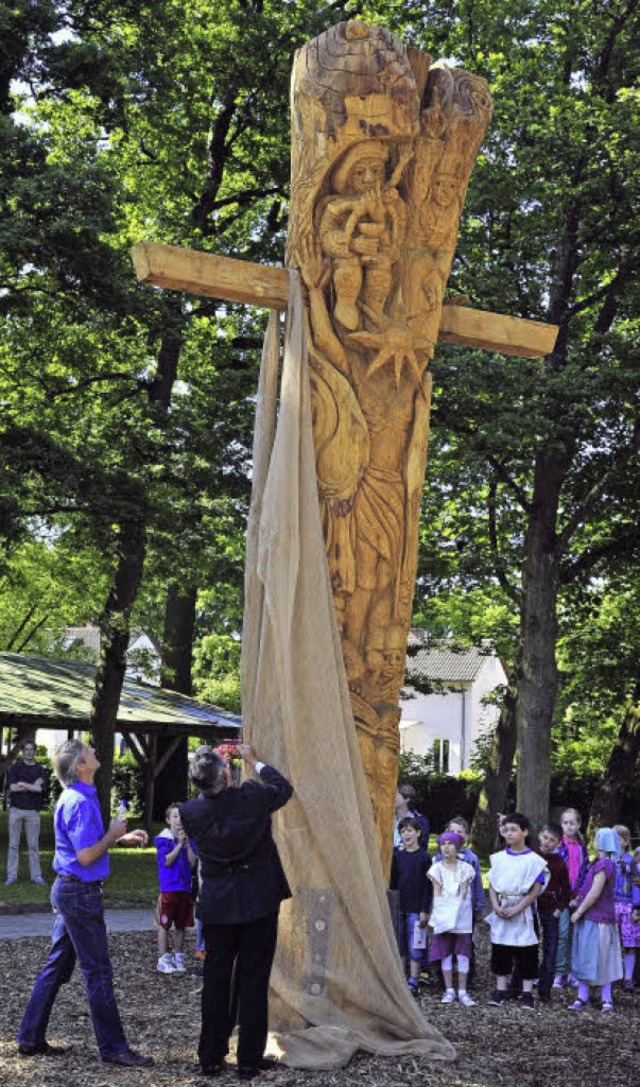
53, 739, 86, 785
190, 745, 227, 797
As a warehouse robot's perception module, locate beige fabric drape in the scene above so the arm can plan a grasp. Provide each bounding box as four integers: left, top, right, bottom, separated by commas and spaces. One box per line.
242, 271, 455, 1069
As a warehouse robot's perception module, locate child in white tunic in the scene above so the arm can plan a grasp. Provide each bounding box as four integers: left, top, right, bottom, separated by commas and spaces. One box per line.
428, 832, 476, 1006
486, 812, 549, 1010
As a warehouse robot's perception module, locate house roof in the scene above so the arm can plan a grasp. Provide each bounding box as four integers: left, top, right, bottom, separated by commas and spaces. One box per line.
62, 626, 160, 654
405, 641, 493, 683
64, 626, 101, 651
0, 652, 241, 736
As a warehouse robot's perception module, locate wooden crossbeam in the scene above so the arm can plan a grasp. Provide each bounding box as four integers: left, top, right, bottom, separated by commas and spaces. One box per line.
131, 241, 558, 359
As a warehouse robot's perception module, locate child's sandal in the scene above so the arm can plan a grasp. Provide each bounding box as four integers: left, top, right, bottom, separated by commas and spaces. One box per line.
568, 998, 590, 1011
601, 1000, 614, 1012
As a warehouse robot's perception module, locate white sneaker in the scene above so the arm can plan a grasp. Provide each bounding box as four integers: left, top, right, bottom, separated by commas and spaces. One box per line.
173, 954, 186, 973
441, 990, 457, 1003
157, 955, 176, 973
458, 992, 476, 1006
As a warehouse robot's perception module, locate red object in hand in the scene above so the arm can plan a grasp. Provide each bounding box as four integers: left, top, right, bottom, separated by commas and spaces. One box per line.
215, 740, 243, 765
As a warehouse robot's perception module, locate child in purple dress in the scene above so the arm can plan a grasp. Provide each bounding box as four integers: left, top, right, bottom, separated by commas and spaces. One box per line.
569, 827, 623, 1012
613, 824, 640, 991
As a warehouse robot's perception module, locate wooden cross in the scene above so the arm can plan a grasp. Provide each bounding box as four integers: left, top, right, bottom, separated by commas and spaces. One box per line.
131, 240, 558, 360
129, 20, 559, 867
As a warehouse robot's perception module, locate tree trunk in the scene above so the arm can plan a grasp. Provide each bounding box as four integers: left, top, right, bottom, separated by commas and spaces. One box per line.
588, 680, 640, 835
471, 657, 518, 855
153, 582, 197, 819
514, 443, 567, 833
88, 303, 186, 823
90, 516, 146, 822
160, 582, 197, 695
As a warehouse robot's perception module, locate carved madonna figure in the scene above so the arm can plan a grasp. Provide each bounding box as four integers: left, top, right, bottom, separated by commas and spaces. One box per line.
285, 20, 493, 860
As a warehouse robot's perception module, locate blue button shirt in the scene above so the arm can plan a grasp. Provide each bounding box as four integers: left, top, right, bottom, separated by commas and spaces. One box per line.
53, 782, 110, 882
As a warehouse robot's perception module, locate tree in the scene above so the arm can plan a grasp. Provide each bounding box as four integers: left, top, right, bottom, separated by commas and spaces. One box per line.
3, 2, 638, 828
1, 1, 355, 816
360, 0, 640, 829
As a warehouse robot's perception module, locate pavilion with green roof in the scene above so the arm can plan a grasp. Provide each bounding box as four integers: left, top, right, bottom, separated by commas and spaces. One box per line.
0, 652, 241, 822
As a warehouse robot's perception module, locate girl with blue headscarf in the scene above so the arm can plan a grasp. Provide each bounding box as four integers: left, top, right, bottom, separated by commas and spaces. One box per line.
568, 828, 624, 1011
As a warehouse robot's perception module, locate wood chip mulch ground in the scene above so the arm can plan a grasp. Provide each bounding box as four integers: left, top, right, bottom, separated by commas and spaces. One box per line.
1, 927, 638, 1087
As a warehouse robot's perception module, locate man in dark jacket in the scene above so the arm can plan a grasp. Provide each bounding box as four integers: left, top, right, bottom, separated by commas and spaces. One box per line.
180, 743, 292, 1081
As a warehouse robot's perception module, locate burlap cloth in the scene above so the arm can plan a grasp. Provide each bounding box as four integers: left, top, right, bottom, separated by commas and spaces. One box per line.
241, 271, 455, 1069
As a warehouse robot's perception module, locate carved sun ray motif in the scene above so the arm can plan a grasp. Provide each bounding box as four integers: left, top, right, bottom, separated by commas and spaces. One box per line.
349, 304, 434, 393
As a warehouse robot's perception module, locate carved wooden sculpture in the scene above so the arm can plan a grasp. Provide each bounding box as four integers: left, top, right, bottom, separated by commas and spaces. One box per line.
131, 20, 556, 871
286, 21, 492, 853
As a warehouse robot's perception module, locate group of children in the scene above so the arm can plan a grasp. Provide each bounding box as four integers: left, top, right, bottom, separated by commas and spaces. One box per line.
152, 792, 640, 1015
390, 803, 640, 1011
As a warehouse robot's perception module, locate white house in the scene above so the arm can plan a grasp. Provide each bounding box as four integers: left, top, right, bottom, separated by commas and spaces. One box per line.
399, 635, 507, 773
61, 625, 161, 685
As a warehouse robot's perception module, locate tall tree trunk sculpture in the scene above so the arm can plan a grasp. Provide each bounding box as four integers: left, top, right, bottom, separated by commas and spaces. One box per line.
287, 21, 492, 864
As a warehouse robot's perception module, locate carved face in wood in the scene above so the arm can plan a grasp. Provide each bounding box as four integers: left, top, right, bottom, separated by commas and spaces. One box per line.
331, 141, 389, 195
431, 174, 459, 208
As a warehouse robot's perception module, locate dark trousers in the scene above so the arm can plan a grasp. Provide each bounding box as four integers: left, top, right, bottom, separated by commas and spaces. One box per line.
537, 911, 560, 1001
18, 877, 127, 1058
200, 911, 279, 1071
492, 940, 539, 980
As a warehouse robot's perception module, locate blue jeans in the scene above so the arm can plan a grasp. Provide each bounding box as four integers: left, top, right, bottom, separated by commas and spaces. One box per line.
555, 906, 573, 975
398, 911, 424, 962
17, 877, 128, 1058
538, 911, 560, 1001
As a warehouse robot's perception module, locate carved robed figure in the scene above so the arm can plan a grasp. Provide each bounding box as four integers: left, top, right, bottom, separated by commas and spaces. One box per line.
286, 21, 492, 859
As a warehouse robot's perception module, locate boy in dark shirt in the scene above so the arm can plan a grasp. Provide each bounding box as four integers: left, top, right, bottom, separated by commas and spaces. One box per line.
535, 822, 572, 1002
390, 816, 432, 996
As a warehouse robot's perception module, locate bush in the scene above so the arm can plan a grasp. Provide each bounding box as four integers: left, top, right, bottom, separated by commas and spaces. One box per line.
111, 756, 146, 818
398, 752, 483, 836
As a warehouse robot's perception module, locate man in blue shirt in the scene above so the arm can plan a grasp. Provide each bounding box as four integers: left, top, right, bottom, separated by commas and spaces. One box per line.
16, 739, 153, 1068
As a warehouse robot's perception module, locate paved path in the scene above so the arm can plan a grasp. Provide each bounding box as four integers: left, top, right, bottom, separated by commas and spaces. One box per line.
0, 908, 155, 940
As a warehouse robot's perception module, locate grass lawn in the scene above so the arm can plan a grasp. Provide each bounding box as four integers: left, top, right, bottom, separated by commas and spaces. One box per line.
0, 810, 490, 912
0, 811, 161, 910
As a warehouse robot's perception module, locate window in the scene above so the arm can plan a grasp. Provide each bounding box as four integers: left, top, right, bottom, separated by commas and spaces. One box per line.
442, 739, 450, 774
431, 739, 450, 773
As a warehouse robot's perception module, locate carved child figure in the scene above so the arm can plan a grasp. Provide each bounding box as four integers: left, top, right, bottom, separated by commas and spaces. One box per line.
317, 141, 407, 331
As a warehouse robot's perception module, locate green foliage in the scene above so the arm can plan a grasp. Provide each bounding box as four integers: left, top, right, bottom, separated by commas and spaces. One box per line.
111, 755, 146, 817
0, 809, 159, 908
192, 633, 242, 712
1, 0, 638, 812
398, 751, 484, 835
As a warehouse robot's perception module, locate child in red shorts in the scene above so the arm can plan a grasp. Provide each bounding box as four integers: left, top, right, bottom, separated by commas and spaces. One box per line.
155, 802, 197, 973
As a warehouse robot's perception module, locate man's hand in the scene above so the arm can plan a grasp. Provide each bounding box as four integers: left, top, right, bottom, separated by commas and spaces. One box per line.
237, 743, 258, 767
418, 912, 428, 929
119, 829, 149, 847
